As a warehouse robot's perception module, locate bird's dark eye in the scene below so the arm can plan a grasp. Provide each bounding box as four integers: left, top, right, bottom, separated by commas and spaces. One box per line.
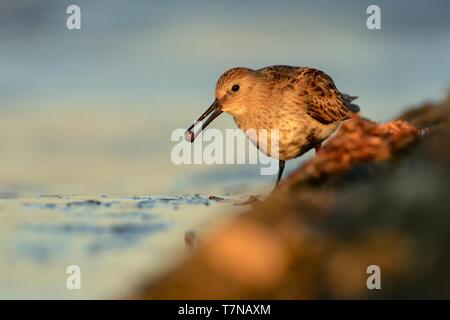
231, 84, 240, 92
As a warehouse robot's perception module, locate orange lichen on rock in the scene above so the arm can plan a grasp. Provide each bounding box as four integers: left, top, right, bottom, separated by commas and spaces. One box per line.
287, 115, 419, 184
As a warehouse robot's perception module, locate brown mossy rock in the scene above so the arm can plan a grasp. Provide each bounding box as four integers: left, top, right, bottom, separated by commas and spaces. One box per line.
135, 92, 450, 299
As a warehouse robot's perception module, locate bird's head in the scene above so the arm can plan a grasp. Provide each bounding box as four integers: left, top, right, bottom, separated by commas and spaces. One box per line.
215, 67, 259, 117
185, 67, 262, 142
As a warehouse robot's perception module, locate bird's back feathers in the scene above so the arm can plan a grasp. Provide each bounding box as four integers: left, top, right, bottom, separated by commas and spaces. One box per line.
258, 66, 359, 125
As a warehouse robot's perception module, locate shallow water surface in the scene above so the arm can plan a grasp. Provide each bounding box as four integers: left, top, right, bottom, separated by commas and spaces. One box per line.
0, 194, 248, 299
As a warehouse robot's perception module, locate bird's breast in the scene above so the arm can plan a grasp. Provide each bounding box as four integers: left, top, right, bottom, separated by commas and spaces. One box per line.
234, 113, 338, 160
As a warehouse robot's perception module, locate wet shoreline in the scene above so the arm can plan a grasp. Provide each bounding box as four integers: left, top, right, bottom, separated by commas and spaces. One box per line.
0, 194, 248, 299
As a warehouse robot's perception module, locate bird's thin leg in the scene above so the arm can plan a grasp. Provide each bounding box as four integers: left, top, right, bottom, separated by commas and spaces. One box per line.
275, 160, 286, 186
315, 143, 322, 154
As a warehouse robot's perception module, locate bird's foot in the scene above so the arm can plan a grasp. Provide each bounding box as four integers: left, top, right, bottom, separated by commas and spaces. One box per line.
315, 143, 322, 154
234, 195, 261, 205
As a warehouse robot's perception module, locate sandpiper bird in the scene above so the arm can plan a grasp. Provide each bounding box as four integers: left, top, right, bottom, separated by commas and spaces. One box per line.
185, 65, 359, 187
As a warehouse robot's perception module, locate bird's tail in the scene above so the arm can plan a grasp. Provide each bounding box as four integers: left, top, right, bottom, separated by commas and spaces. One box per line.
342, 93, 360, 113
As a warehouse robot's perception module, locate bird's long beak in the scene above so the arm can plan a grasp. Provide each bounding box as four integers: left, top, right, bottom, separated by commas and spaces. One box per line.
185, 99, 223, 142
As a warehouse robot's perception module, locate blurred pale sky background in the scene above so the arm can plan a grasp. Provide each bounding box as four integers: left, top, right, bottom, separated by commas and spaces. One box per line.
0, 0, 449, 194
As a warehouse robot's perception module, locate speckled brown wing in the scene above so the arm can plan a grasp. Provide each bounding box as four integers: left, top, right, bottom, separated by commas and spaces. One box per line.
298, 68, 356, 125
257, 65, 301, 80
259, 66, 357, 125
